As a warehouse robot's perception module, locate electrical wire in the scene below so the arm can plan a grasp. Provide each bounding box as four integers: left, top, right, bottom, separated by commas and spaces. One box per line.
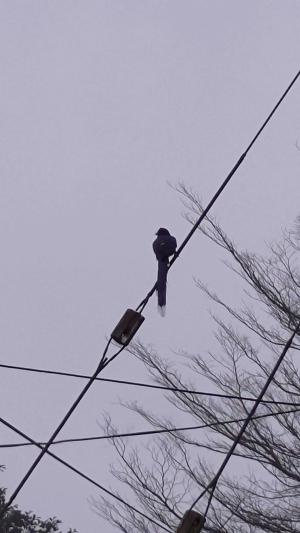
0, 416, 172, 533
136, 68, 300, 313
1, 361, 300, 407
3, 67, 300, 519
0, 406, 299, 449
189, 322, 300, 521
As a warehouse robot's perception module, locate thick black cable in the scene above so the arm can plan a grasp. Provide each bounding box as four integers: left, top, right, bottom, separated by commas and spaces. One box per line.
190, 322, 300, 517
1, 361, 299, 407
0, 406, 299, 449
136, 68, 300, 313
0, 339, 126, 519
0, 416, 171, 533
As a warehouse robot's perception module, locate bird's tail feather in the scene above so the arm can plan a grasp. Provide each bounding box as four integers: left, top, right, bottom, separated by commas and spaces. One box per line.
157, 259, 168, 310
157, 305, 166, 317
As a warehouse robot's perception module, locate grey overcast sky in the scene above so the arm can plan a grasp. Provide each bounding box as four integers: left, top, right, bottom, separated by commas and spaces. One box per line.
0, 1, 299, 532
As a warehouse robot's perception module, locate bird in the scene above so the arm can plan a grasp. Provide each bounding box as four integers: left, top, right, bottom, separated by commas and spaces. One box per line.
153, 228, 177, 316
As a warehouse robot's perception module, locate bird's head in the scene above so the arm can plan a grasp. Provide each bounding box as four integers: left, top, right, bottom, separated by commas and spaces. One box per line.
155, 228, 170, 236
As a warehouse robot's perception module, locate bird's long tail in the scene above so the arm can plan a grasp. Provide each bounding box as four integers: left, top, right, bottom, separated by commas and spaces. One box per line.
157, 259, 168, 312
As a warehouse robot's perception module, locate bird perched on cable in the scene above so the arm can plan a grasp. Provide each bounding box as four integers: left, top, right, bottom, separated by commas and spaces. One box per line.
153, 228, 177, 316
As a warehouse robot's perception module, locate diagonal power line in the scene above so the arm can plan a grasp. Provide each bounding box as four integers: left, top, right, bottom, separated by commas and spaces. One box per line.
2, 67, 300, 517
1, 361, 300, 407
0, 406, 299, 449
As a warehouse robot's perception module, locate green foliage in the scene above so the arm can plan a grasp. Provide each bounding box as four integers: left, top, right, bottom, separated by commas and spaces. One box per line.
0, 487, 77, 533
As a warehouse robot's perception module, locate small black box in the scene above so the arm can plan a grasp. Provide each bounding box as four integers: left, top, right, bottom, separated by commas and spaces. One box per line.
111, 309, 145, 346
176, 510, 205, 533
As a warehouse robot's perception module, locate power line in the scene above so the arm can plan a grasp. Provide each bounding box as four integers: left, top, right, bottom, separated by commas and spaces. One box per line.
1, 361, 299, 407
136, 69, 300, 313
0, 416, 172, 533
190, 322, 300, 521
0, 406, 299, 449
3, 67, 300, 517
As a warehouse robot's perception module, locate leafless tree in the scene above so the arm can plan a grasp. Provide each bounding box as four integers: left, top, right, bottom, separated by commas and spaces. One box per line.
93, 184, 300, 533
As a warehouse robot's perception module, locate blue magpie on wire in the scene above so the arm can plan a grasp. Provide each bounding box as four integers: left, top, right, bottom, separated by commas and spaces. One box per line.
153, 228, 177, 316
